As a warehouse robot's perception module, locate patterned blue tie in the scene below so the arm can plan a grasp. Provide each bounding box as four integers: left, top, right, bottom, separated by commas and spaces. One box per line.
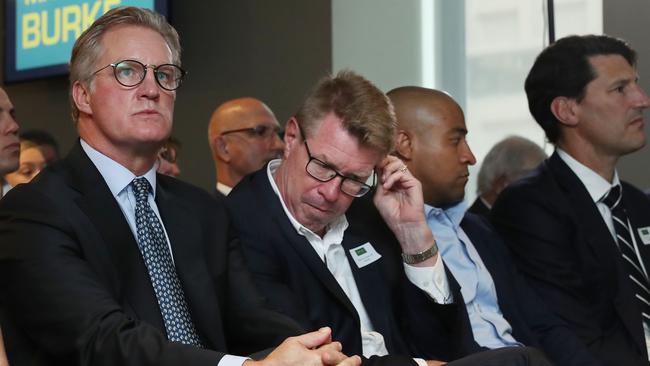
131, 177, 203, 346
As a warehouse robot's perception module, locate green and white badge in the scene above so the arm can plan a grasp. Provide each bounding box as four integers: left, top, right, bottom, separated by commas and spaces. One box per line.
638, 227, 650, 245
349, 242, 382, 268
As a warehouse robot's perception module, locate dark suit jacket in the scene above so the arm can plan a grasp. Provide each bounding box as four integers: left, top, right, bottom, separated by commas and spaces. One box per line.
459, 213, 602, 366
225, 168, 476, 364
0, 143, 302, 366
491, 152, 650, 366
467, 198, 490, 219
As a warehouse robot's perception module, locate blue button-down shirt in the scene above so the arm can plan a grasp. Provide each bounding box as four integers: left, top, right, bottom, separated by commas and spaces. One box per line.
425, 201, 520, 349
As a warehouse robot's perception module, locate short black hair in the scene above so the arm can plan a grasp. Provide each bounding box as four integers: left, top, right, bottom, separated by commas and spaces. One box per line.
525, 34, 636, 143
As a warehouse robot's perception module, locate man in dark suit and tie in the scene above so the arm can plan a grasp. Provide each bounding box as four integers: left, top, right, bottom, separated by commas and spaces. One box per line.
388, 86, 600, 366
226, 70, 552, 366
0, 7, 360, 366
491, 34, 650, 366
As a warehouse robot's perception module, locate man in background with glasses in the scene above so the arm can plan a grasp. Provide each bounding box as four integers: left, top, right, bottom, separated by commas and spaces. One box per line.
0, 6, 361, 366
226, 70, 551, 366
208, 97, 284, 197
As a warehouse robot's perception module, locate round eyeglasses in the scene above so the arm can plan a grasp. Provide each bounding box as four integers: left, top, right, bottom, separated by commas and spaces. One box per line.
92, 59, 186, 91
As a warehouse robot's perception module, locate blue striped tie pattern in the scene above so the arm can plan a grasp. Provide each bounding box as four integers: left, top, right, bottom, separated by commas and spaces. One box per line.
132, 177, 203, 346
602, 184, 650, 326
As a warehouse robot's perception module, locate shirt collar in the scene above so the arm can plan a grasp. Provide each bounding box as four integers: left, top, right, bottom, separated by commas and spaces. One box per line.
266, 159, 348, 238
216, 181, 233, 196
80, 139, 158, 198
557, 148, 620, 203
424, 200, 467, 229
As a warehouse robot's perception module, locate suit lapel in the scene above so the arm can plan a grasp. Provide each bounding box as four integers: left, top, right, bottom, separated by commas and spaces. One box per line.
548, 153, 646, 353
548, 154, 621, 270
66, 142, 164, 329
156, 180, 225, 348
254, 170, 359, 318
341, 225, 387, 333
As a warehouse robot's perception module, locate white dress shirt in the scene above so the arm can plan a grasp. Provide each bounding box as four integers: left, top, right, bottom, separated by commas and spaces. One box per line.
267, 159, 450, 365
81, 140, 247, 366
557, 148, 650, 359
216, 182, 233, 196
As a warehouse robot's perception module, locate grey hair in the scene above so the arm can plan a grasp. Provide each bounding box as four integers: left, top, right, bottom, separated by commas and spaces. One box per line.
69, 6, 181, 123
477, 136, 547, 195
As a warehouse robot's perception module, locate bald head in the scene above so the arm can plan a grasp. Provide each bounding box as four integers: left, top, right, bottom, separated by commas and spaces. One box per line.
207, 97, 284, 189
388, 86, 463, 136
208, 98, 276, 142
388, 86, 476, 207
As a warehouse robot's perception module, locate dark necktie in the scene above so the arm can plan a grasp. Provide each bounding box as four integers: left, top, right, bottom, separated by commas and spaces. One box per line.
602, 184, 650, 326
131, 177, 203, 346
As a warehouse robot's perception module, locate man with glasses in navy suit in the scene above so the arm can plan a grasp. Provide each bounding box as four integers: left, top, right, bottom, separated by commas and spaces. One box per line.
226, 70, 551, 366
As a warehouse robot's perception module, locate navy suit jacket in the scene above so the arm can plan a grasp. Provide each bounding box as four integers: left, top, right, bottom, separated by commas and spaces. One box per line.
0, 143, 302, 366
225, 168, 476, 364
467, 198, 490, 219
459, 213, 601, 366
492, 152, 650, 366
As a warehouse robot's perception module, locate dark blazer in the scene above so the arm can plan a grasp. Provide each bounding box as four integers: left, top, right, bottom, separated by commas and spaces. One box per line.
491, 152, 650, 366
459, 213, 602, 366
0, 143, 302, 366
225, 168, 476, 364
467, 197, 490, 218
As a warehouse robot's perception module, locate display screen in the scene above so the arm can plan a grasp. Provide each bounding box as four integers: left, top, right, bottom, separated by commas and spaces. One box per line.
5, 0, 168, 82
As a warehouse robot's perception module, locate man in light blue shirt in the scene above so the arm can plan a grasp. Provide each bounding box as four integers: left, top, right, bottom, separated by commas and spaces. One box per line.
388, 86, 602, 366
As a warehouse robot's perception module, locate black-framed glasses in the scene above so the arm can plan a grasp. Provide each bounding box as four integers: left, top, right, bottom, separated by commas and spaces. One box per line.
303, 139, 375, 197
92, 59, 186, 91
220, 124, 284, 139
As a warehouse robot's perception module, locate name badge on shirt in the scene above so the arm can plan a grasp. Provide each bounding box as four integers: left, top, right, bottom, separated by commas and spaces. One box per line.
638, 227, 650, 245
349, 242, 382, 268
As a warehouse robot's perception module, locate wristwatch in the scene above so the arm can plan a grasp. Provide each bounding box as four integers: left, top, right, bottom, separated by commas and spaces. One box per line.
401, 243, 438, 264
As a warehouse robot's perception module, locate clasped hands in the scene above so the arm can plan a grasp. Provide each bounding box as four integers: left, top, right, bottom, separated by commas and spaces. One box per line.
244, 327, 361, 366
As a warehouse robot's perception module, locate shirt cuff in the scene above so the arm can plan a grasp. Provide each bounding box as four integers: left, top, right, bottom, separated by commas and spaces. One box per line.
414, 357, 428, 366
404, 256, 453, 303
218, 354, 250, 366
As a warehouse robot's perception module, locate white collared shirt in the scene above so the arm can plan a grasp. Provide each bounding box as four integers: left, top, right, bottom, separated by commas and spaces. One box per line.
216, 181, 233, 196
557, 149, 620, 241
267, 159, 449, 364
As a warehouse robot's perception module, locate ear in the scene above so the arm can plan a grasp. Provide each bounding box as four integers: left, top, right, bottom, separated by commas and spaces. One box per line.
215, 136, 231, 162
394, 130, 413, 161
72, 80, 93, 116
282, 117, 300, 160
550, 96, 579, 127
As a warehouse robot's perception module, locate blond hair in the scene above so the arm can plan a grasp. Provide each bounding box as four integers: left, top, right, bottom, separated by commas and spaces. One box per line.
296, 70, 396, 155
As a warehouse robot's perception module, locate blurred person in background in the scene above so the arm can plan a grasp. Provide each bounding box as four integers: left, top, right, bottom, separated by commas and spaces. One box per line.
156, 136, 181, 177
208, 97, 284, 197
469, 136, 547, 218
19, 129, 60, 164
